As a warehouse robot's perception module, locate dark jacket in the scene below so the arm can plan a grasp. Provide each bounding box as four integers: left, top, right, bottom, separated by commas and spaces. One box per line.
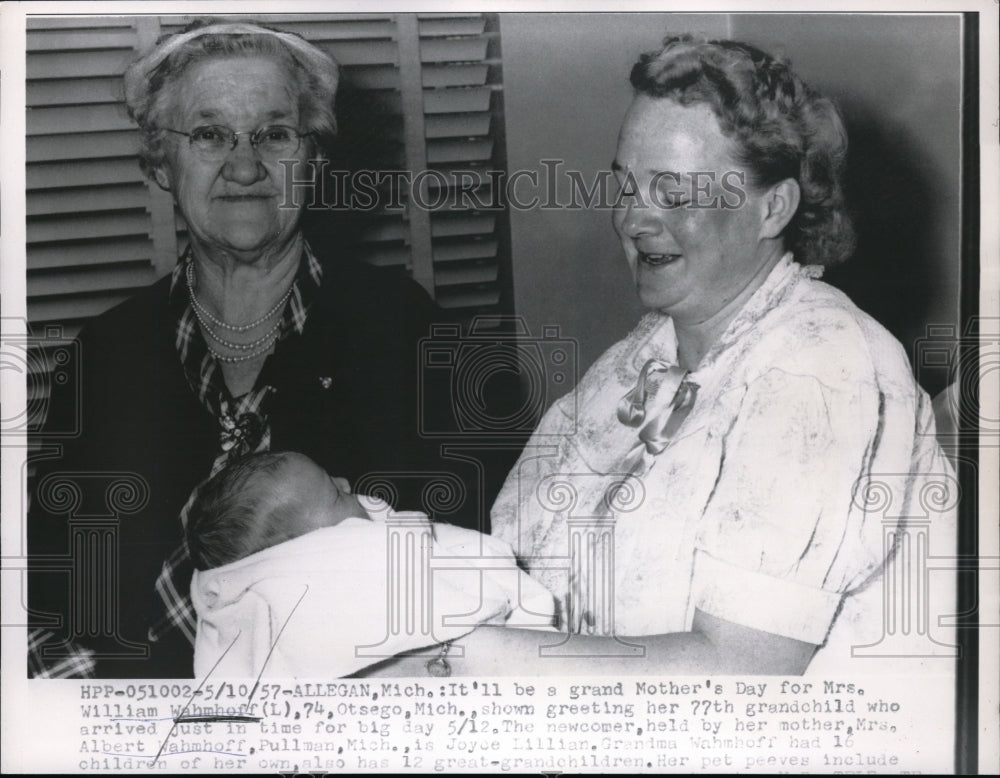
28, 253, 502, 677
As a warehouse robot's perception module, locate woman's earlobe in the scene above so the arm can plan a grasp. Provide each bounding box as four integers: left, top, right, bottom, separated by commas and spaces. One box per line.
760, 178, 801, 239
153, 167, 171, 192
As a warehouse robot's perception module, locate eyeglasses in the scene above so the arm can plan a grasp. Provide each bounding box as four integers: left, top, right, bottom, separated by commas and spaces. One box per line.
163, 125, 312, 160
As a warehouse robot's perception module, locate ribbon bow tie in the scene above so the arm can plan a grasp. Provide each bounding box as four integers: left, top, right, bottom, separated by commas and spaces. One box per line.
615, 358, 698, 473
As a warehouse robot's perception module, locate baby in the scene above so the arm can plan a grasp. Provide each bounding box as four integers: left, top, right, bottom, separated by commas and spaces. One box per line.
186, 451, 555, 678
186, 450, 370, 571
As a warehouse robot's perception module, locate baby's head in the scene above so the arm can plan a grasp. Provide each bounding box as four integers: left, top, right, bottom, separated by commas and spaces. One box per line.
186, 451, 370, 570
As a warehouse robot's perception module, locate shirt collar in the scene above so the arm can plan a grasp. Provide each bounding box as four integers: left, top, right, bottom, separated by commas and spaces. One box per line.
632, 253, 822, 375
169, 241, 324, 410
169, 241, 323, 337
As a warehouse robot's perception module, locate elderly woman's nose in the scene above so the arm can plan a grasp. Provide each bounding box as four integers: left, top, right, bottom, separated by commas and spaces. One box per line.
221, 141, 266, 184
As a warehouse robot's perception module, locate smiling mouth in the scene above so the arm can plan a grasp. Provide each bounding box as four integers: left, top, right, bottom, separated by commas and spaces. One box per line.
217, 194, 273, 201
638, 252, 682, 266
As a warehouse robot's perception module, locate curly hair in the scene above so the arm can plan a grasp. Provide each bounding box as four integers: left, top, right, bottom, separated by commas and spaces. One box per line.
185, 451, 304, 570
123, 19, 339, 181
630, 36, 855, 266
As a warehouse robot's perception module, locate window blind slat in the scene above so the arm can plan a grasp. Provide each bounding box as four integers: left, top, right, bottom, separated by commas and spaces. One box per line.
27, 184, 149, 216
323, 40, 399, 66
27, 131, 138, 163
434, 239, 498, 263
431, 176, 493, 199
422, 63, 488, 88
28, 293, 140, 325
27, 50, 135, 79
27, 211, 151, 244
26, 17, 134, 30
27, 28, 138, 51
28, 265, 157, 297
423, 87, 492, 115
28, 237, 155, 270
418, 17, 487, 37
158, 14, 394, 33
27, 77, 125, 106
270, 19, 396, 39
427, 138, 494, 164
430, 189, 497, 214
424, 169, 493, 189
28, 103, 133, 135
28, 159, 145, 190
432, 214, 496, 238
420, 38, 489, 64
425, 113, 491, 138
237, 13, 393, 22
434, 264, 498, 287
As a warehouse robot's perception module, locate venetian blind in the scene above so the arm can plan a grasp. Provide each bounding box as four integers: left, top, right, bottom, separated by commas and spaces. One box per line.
26, 12, 510, 355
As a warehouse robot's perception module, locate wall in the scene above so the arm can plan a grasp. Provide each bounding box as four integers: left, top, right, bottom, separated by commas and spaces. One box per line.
499, 13, 964, 399
730, 14, 963, 398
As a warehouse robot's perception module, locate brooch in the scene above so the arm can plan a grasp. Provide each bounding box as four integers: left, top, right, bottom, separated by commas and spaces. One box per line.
219, 411, 264, 456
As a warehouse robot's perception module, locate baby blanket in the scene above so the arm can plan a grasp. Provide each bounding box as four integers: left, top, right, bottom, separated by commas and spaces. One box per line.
190, 507, 556, 678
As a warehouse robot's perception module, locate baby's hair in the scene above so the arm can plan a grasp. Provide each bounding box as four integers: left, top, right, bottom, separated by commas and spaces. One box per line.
186, 451, 304, 570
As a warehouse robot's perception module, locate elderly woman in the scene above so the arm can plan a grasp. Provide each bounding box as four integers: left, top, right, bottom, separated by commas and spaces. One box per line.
27, 20, 455, 678
373, 36, 955, 678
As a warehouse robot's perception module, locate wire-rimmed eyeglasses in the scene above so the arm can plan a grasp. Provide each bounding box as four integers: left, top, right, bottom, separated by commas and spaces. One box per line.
163, 125, 312, 161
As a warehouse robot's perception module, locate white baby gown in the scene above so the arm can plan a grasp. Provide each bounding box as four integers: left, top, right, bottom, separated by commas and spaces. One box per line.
191, 504, 556, 678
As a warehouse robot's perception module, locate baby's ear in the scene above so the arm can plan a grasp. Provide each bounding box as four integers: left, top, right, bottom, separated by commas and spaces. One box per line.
330, 476, 352, 494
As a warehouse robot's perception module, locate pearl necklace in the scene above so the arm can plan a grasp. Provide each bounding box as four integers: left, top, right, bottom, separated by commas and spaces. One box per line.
206, 336, 279, 364
186, 261, 294, 333
186, 261, 293, 363
192, 303, 283, 351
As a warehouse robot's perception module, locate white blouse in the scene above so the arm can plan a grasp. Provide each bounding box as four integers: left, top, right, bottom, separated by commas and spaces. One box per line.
491, 254, 956, 671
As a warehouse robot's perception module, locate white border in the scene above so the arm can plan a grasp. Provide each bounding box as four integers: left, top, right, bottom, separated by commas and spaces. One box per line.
2, 1, 997, 774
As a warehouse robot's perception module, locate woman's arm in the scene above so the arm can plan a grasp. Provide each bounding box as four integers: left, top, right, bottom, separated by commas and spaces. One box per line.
445, 610, 816, 677
358, 610, 816, 678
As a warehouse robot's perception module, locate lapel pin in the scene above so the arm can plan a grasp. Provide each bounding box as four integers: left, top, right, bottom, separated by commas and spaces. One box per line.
319, 376, 333, 389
